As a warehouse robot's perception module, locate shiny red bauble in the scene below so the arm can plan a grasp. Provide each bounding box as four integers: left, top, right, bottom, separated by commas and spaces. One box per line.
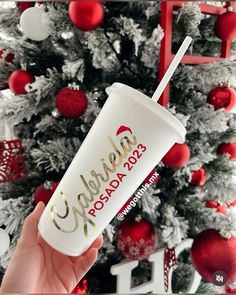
217, 143, 236, 160
117, 216, 157, 260
215, 11, 236, 41
162, 143, 190, 168
71, 277, 88, 294
191, 168, 206, 186
8, 69, 35, 95
191, 229, 236, 284
208, 86, 236, 112
34, 181, 59, 205
69, 0, 104, 31
55, 87, 88, 118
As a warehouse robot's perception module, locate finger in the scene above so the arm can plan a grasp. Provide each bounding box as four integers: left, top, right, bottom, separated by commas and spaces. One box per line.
74, 248, 98, 283
19, 202, 45, 247
89, 236, 103, 250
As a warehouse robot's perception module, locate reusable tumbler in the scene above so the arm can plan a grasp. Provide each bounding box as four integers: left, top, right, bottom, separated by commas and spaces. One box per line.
38, 83, 186, 256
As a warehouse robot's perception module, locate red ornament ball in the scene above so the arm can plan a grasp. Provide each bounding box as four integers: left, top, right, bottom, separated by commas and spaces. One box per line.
17, 2, 35, 13
191, 229, 236, 284
71, 277, 88, 294
117, 216, 157, 260
69, 0, 104, 31
215, 11, 236, 41
8, 69, 35, 95
191, 168, 206, 186
217, 143, 236, 160
0, 49, 14, 65
208, 86, 236, 112
34, 181, 59, 205
162, 143, 190, 168
55, 87, 88, 118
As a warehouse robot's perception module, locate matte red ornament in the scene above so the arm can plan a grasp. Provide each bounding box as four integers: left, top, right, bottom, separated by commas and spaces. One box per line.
117, 216, 157, 260
34, 181, 59, 205
208, 85, 236, 112
17, 2, 35, 13
162, 143, 190, 168
69, 0, 104, 31
191, 229, 236, 284
217, 143, 236, 160
191, 168, 206, 186
8, 69, 35, 95
55, 87, 88, 118
215, 11, 236, 41
71, 277, 88, 294
0, 49, 14, 65
0, 139, 28, 183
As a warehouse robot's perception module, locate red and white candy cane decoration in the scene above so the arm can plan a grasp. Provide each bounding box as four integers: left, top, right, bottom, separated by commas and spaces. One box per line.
164, 247, 177, 292
0, 118, 27, 182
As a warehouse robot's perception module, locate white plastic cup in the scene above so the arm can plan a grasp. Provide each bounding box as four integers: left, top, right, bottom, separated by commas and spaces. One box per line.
38, 83, 186, 256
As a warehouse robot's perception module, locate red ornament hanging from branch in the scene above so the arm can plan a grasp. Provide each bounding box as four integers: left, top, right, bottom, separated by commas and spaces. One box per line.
55, 85, 88, 118
117, 216, 157, 260
208, 84, 236, 112
69, 0, 104, 31
214, 2, 236, 41
191, 229, 236, 284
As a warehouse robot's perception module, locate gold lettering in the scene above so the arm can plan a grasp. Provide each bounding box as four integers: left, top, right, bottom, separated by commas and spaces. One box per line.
50, 130, 139, 236
50, 191, 78, 233
120, 135, 137, 156
90, 170, 107, 182
80, 175, 98, 201
109, 152, 119, 169
50, 191, 96, 236
108, 136, 123, 163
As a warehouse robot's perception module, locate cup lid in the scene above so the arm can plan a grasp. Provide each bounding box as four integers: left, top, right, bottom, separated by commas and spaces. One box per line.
106, 83, 186, 143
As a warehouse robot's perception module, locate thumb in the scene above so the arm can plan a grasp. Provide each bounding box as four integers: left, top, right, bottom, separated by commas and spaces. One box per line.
19, 201, 45, 247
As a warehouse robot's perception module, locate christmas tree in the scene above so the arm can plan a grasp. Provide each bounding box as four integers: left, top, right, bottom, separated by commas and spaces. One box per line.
0, 1, 236, 293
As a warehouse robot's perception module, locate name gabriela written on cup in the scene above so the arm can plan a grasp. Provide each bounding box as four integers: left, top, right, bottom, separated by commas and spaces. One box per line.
50, 125, 147, 237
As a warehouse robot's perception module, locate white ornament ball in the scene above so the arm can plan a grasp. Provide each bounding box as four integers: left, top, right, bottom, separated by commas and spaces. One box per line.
20, 7, 50, 41
0, 228, 10, 256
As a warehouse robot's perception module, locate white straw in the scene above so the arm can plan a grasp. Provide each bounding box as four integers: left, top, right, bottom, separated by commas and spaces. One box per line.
151, 36, 192, 103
